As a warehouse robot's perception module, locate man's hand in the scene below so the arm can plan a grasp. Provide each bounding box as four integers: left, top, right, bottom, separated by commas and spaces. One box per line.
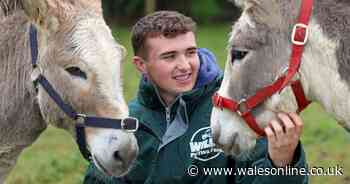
264, 113, 304, 167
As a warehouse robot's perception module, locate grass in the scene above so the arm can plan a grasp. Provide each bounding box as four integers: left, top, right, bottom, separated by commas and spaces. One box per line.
5, 24, 350, 184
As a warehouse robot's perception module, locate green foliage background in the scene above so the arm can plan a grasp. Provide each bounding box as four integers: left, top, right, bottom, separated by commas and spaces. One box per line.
101, 0, 240, 23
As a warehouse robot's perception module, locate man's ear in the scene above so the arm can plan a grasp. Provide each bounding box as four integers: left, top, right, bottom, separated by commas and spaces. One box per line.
132, 56, 147, 74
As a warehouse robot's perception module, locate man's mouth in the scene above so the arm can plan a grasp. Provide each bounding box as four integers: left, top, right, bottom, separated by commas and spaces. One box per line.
173, 73, 192, 83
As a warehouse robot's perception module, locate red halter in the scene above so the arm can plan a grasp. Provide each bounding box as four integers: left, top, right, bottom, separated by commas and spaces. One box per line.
212, 0, 313, 137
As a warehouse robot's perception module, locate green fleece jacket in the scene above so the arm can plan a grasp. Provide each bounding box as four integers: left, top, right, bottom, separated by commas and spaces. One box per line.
83, 48, 308, 184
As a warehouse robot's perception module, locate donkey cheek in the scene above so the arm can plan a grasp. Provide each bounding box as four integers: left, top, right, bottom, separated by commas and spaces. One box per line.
79, 88, 90, 98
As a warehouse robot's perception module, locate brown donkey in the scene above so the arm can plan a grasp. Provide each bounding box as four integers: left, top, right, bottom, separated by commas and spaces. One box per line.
0, 0, 138, 182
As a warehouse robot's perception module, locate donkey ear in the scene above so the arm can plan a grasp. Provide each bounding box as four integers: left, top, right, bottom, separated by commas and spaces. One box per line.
233, 0, 245, 8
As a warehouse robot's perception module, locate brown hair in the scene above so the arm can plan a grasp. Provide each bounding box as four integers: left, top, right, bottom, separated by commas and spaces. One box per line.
131, 11, 197, 57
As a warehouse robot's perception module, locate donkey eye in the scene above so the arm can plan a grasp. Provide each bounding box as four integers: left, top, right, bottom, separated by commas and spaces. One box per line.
65, 67, 87, 80
231, 49, 248, 64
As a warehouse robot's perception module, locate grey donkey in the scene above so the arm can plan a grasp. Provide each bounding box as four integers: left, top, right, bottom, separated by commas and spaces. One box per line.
211, 0, 350, 157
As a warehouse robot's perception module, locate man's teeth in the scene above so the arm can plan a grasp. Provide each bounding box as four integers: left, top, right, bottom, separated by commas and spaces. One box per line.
174, 74, 191, 80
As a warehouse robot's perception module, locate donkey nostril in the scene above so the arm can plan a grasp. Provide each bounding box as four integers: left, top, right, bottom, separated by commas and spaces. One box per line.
113, 151, 121, 161
212, 130, 219, 144
230, 133, 241, 154
211, 121, 221, 144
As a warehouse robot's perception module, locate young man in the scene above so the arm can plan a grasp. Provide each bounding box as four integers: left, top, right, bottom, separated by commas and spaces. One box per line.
84, 11, 308, 184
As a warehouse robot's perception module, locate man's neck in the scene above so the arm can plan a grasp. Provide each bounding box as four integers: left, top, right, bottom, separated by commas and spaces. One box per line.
148, 80, 178, 107
160, 93, 176, 107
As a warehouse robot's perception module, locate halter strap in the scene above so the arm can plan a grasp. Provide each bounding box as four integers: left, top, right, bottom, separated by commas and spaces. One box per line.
282, 0, 313, 88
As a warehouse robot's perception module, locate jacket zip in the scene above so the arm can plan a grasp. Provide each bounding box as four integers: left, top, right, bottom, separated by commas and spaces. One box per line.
165, 107, 171, 125
151, 81, 181, 127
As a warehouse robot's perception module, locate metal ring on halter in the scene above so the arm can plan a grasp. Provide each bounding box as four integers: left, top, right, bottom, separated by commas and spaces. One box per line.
76, 113, 87, 125
274, 66, 289, 82
30, 67, 43, 82
294, 70, 302, 81
237, 98, 248, 116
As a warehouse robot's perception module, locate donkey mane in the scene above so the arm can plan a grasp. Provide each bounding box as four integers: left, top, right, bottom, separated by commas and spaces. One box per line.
0, 3, 45, 180
314, 0, 350, 85
0, 0, 34, 118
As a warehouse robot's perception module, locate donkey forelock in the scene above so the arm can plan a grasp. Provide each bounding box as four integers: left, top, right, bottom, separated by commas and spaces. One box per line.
43, 0, 102, 19
232, 0, 305, 31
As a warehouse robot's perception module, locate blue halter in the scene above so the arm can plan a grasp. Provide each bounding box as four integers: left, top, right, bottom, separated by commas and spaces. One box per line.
29, 24, 139, 161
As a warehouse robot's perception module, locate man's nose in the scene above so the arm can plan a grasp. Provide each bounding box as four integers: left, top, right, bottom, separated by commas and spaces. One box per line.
176, 55, 191, 71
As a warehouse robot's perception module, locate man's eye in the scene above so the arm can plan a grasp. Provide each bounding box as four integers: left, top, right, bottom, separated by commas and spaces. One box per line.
163, 54, 176, 60
186, 50, 197, 57
231, 49, 248, 64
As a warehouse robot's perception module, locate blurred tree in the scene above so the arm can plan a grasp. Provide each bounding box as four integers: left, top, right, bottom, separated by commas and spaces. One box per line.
145, 0, 156, 14
192, 0, 220, 23
157, 0, 192, 15
216, 0, 241, 22
102, 0, 144, 23
101, 0, 241, 24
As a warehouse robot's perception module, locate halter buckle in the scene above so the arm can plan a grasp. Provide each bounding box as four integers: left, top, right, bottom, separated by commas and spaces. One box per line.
291, 23, 309, 46
121, 117, 139, 133
76, 113, 87, 125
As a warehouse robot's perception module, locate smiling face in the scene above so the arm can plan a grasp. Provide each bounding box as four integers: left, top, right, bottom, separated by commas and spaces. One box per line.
131, 11, 199, 105
144, 32, 199, 102
139, 32, 200, 104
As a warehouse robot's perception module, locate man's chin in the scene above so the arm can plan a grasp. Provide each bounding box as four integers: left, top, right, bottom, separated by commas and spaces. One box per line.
175, 84, 195, 93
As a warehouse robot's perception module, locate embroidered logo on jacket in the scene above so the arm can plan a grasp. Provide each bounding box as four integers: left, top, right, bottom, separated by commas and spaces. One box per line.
189, 127, 223, 161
